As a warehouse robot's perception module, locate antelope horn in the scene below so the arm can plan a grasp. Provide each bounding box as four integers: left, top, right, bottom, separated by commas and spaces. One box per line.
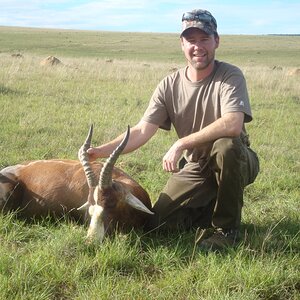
78, 124, 97, 188
99, 125, 130, 189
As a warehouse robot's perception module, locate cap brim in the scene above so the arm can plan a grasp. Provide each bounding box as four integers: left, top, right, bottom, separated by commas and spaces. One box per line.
180, 24, 215, 37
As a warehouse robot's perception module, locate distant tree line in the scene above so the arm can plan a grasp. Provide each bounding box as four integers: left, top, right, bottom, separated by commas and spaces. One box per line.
268, 34, 300, 36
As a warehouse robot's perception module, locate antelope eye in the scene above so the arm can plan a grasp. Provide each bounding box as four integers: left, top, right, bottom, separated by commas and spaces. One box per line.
112, 182, 122, 192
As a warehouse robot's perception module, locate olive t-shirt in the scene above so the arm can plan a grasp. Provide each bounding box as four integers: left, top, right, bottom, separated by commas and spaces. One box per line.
142, 61, 252, 162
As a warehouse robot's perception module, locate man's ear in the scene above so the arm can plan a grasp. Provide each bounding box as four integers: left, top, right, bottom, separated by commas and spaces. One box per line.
215, 34, 220, 49
180, 37, 185, 51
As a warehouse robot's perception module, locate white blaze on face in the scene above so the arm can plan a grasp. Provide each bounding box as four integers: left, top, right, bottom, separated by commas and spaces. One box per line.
86, 204, 105, 242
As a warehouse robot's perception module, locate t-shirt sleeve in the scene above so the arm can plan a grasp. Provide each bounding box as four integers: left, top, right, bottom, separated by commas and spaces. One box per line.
220, 68, 252, 123
141, 80, 172, 130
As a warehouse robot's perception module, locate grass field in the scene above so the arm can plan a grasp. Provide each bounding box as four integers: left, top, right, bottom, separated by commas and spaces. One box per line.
0, 27, 299, 299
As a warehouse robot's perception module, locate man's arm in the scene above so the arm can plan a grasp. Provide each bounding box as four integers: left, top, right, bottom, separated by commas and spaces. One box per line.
163, 112, 245, 172
87, 120, 159, 160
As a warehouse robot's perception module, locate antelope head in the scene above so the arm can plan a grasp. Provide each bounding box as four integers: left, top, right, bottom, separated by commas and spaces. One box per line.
77, 125, 153, 242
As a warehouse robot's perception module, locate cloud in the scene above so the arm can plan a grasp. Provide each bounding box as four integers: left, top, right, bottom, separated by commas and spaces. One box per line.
0, 0, 299, 34
210, 1, 300, 34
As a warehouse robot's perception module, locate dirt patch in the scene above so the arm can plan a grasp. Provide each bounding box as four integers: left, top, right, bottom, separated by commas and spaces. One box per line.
11, 53, 24, 58
40, 56, 62, 66
287, 68, 300, 76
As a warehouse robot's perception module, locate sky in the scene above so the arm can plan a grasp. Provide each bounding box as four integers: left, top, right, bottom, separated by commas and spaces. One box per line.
0, 0, 299, 35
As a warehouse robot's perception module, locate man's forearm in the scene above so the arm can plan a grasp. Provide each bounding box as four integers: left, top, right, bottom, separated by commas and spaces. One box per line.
87, 120, 159, 159
177, 112, 244, 151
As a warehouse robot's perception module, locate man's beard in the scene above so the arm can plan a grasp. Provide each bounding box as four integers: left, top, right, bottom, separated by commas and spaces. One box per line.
190, 54, 215, 71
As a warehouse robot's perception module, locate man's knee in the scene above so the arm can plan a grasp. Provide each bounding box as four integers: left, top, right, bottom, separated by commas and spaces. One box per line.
211, 137, 243, 168
212, 136, 241, 152
211, 137, 259, 186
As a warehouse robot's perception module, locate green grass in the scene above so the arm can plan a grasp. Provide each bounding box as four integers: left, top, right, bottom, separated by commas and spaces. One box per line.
0, 27, 299, 299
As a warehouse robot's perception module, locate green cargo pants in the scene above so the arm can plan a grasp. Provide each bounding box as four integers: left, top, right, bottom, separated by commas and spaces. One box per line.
146, 137, 259, 231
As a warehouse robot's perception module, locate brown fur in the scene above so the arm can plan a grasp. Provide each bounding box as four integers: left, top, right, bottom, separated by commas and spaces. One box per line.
0, 159, 152, 229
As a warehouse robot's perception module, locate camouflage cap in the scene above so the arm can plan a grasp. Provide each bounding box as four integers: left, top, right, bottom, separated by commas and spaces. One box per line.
181, 9, 217, 37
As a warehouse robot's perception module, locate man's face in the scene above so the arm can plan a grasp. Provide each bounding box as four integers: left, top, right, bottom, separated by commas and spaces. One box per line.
181, 28, 219, 71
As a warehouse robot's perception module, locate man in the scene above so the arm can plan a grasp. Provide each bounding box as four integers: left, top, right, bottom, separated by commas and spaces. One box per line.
87, 9, 259, 250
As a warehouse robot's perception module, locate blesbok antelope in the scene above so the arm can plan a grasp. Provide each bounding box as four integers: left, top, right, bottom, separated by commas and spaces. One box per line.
0, 125, 153, 242
77, 124, 153, 241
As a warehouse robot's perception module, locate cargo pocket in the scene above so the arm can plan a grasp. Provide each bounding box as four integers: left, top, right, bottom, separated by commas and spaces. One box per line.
246, 147, 260, 185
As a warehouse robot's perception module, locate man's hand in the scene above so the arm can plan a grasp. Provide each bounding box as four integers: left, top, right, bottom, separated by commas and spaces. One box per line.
161, 112, 245, 172
86, 147, 103, 161
162, 140, 184, 173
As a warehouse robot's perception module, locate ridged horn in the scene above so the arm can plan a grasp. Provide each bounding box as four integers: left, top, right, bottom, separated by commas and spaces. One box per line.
78, 124, 97, 188
99, 125, 130, 189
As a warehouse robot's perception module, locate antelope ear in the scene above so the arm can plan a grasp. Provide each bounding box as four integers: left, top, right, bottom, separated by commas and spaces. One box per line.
124, 193, 154, 214
78, 187, 97, 211
77, 201, 89, 211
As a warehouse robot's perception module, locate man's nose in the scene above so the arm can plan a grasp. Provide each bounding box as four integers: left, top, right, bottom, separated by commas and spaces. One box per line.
193, 41, 204, 48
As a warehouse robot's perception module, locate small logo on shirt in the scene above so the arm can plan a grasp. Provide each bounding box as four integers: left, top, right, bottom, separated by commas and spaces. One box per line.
239, 100, 245, 107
